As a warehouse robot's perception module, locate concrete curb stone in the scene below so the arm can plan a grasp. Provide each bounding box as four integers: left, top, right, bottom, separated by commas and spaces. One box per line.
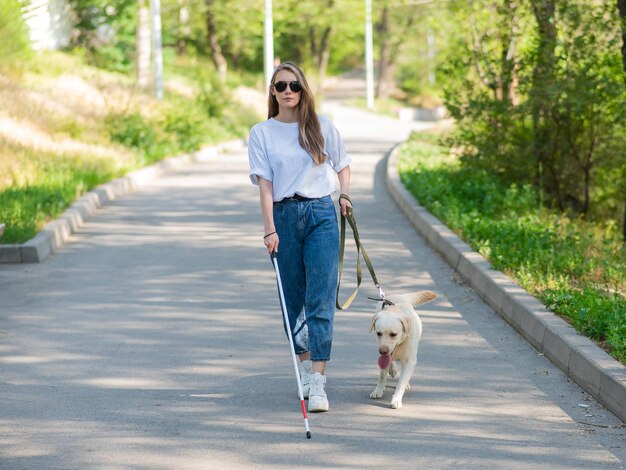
0, 139, 245, 264
386, 143, 626, 424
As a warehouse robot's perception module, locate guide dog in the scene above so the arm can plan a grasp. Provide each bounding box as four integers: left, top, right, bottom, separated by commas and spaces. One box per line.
369, 291, 436, 408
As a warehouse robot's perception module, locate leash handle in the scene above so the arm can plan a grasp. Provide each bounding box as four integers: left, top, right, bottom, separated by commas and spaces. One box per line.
336, 204, 382, 310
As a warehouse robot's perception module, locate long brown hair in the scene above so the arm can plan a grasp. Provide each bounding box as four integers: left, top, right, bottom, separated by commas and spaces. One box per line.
268, 61, 326, 165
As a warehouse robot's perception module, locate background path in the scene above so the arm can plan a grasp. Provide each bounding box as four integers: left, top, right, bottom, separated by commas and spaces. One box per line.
0, 102, 624, 469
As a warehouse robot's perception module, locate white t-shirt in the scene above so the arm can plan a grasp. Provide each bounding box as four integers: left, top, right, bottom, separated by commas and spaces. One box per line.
248, 115, 351, 202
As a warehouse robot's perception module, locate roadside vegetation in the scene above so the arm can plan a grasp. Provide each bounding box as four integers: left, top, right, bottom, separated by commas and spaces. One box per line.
0, 50, 260, 244
398, 131, 626, 364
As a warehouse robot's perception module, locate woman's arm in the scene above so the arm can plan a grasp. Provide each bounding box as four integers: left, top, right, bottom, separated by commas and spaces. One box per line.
258, 177, 279, 254
337, 165, 352, 217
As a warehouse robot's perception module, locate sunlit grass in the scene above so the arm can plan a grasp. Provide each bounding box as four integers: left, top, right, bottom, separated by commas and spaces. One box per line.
0, 51, 261, 244
398, 131, 626, 364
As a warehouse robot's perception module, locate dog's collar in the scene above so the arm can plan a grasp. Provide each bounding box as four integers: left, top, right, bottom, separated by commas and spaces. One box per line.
368, 296, 395, 309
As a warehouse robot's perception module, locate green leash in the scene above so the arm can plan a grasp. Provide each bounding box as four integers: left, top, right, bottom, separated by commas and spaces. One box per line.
336, 194, 386, 310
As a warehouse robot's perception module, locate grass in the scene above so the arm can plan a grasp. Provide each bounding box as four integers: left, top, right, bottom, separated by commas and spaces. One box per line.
397, 131, 626, 364
0, 51, 261, 244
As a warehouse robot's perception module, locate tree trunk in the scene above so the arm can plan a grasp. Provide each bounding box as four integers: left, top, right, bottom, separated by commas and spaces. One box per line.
136, 0, 151, 88
530, 0, 557, 205
498, 0, 518, 104
376, 6, 394, 99
619, 0, 626, 81
177, 0, 190, 55
309, 0, 334, 96
205, 0, 227, 82
623, 197, 626, 244
317, 24, 332, 83
618, 0, 626, 242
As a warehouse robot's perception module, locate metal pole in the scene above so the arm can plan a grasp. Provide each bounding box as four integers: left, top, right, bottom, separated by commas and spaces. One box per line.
427, 27, 435, 85
264, 0, 275, 92
365, 0, 375, 109
150, 0, 163, 99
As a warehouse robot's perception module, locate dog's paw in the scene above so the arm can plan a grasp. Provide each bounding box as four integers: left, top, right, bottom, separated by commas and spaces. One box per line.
388, 362, 397, 378
370, 387, 385, 399
390, 397, 403, 409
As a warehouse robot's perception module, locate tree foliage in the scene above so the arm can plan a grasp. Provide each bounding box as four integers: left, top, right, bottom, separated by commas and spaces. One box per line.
66, 0, 137, 72
439, 0, 626, 236
0, 0, 32, 72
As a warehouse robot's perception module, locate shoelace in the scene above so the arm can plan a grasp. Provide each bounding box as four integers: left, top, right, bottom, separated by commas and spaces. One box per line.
309, 375, 326, 395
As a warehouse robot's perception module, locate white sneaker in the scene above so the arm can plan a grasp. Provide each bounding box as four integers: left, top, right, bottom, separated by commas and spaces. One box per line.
297, 360, 311, 399
308, 372, 329, 412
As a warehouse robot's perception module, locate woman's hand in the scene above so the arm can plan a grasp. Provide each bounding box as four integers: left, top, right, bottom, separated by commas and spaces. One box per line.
264, 232, 279, 254
258, 177, 278, 254
337, 166, 351, 217
339, 194, 352, 217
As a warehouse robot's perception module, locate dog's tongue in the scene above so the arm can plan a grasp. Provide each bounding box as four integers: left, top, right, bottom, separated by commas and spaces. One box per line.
378, 355, 392, 370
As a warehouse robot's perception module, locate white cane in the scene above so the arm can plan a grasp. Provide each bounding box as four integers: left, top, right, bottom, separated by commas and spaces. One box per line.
270, 251, 311, 439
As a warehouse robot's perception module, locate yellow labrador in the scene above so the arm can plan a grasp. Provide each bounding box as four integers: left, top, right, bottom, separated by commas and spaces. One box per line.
369, 291, 437, 409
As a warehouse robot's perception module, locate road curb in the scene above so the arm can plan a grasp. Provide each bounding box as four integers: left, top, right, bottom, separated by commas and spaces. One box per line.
0, 139, 246, 264
386, 143, 626, 424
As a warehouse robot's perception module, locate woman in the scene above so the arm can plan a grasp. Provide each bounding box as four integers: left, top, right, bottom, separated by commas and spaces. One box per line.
248, 61, 352, 412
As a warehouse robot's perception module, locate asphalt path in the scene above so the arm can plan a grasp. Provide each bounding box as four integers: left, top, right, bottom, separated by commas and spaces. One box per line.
0, 101, 624, 469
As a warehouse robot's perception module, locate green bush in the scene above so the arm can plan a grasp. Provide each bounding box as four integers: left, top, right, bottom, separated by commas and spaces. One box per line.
544, 289, 626, 363
107, 104, 220, 164
399, 132, 626, 364
196, 70, 229, 118
108, 112, 161, 155
163, 103, 210, 153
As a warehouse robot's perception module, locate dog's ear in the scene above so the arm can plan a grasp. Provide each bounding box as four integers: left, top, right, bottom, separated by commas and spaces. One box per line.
399, 313, 412, 334
369, 314, 379, 333
409, 290, 437, 308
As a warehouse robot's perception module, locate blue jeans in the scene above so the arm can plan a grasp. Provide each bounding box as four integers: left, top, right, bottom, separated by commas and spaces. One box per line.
273, 195, 339, 362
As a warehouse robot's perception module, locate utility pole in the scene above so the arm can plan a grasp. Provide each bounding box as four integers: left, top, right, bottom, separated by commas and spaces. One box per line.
136, 0, 151, 88
427, 28, 435, 85
150, 0, 163, 99
264, 0, 275, 92
365, 0, 375, 109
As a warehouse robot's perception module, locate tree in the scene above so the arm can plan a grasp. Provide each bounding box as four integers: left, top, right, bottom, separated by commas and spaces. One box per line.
617, 0, 626, 79
0, 0, 32, 71
308, 0, 334, 88
439, 0, 625, 232
205, 0, 227, 82
529, 0, 557, 206
66, 0, 137, 72
440, 0, 530, 180
617, 0, 626, 241
176, 0, 191, 54
375, 0, 419, 99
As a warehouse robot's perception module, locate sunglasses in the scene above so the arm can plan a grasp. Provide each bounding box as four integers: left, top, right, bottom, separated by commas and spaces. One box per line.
273, 81, 302, 93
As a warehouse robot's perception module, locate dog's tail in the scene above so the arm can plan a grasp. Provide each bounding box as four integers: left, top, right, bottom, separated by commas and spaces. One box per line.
409, 290, 437, 308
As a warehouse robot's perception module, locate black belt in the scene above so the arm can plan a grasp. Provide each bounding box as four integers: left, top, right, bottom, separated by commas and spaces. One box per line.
287, 194, 311, 201
275, 194, 314, 204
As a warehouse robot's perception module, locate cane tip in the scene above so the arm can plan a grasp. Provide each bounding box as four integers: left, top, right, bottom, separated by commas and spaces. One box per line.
306, 431, 311, 439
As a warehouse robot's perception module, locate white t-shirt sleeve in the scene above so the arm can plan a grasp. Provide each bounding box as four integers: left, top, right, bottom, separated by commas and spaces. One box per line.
322, 116, 351, 173
248, 126, 273, 185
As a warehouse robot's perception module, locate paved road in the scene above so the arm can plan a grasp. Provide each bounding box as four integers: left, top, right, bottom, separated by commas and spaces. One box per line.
1, 102, 624, 469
